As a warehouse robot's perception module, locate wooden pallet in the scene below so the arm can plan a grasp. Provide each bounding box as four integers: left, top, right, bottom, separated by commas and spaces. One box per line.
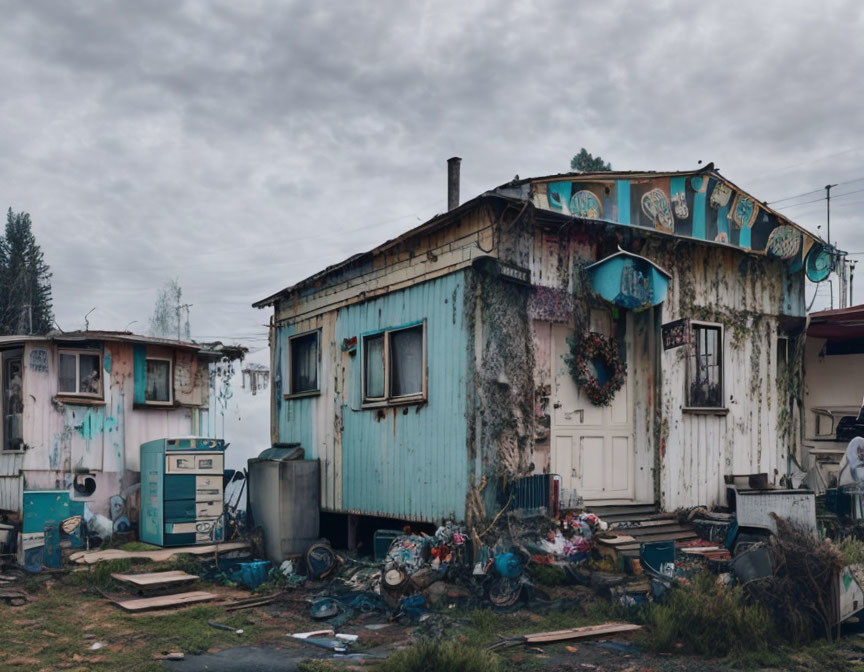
113, 590, 219, 612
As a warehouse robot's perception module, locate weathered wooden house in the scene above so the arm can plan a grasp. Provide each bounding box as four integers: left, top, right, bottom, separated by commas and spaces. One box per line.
0, 331, 245, 523
255, 161, 834, 528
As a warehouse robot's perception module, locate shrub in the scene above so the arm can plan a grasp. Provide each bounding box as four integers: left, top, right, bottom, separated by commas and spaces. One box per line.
375, 641, 502, 672
644, 571, 776, 657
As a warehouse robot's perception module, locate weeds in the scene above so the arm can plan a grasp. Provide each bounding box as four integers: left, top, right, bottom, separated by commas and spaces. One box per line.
642, 571, 776, 657
839, 536, 864, 565
68, 558, 133, 589
375, 641, 502, 672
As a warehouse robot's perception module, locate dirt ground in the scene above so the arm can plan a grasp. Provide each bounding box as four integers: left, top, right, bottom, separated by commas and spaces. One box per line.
3, 565, 864, 672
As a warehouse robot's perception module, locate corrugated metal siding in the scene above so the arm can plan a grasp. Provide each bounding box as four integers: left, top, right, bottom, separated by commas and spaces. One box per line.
277, 271, 471, 522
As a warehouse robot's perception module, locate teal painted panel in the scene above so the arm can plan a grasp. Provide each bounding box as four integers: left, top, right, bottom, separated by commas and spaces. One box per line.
691, 184, 707, 240
133, 345, 147, 404
277, 271, 472, 522
164, 475, 195, 500
139, 440, 164, 545
23, 491, 71, 534
616, 180, 631, 224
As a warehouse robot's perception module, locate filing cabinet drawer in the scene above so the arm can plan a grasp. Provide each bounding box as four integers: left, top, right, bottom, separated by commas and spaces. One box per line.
195, 454, 223, 474
195, 475, 222, 501
165, 452, 223, 475
196, 500, 223, 518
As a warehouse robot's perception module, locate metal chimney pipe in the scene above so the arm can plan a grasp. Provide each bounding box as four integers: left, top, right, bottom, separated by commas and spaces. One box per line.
447, 157, 461, 211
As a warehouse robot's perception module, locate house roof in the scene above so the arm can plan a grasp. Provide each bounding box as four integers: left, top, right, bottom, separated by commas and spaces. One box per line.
254, 164, 837, 308
0, 330, 247, 360
808, 305, 864, 340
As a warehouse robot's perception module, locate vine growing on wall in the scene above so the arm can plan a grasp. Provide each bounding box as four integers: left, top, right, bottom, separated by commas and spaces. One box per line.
777, 335, 805, 450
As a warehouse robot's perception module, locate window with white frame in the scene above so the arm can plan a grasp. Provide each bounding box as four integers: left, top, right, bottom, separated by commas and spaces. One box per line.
145, 357, 173, 404
363, 323, 425, 404
687, 323, 723, 408
58, 350, 103, 397
288, 331, 320, 395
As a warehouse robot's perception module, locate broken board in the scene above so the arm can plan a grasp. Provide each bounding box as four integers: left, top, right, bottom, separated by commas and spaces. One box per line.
111, 570, 199, 590
113, 590, 219, 612
69, 542, 249, 565
488, 622, 642, 650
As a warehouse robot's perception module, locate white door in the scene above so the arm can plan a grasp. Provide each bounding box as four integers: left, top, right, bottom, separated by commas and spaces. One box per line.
550, 311, 634, 502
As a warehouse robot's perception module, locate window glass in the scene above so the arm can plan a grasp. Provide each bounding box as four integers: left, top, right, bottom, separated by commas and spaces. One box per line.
688, 325, 723, 407
364, 334, 385, 399
390, 326, 423, 397
291, 333, 318, 393
145, 359, 171, 402
58, 353, 77, 393
3, 355, 24, 451
79, 354, 101, 395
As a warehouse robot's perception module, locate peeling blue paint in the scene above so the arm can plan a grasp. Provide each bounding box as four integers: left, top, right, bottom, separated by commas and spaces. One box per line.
103, 351, 112, 373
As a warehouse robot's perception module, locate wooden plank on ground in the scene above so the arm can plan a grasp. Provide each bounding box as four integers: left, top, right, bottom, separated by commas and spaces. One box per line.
113, 591, 219, 612
491, 622, 642, 650
111, 570, 199, 588
525, 623, 642, 644
69, 542, 249, 565
596, 535, 637, 546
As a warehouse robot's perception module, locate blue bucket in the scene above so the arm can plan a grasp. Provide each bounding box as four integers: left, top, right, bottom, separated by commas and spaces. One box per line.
231, 560, 271, 589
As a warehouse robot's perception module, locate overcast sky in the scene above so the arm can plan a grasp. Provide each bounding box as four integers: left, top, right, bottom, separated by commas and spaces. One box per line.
2, 0, 863, 362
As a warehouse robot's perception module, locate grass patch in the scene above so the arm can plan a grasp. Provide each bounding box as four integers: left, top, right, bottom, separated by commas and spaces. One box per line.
642, 571, 776, 657
118, 541, 161, 552
68, 558, 134, 589
374, 641, 503, 672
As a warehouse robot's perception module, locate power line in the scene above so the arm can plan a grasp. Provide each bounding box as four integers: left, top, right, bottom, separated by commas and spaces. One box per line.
774, 187, 864, 211
766, 177, 864, 206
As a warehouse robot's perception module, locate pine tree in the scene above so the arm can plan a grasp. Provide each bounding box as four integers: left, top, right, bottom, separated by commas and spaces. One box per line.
149, 279, 189, 339
570, 148, 612, 172
0, 209, 53, 335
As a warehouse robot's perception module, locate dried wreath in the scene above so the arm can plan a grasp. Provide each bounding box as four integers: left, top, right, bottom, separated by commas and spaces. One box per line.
565, 331, 626, 406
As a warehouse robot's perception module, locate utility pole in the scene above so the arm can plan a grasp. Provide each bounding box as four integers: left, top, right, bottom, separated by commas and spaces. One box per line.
851, 260, 857, 306
826, 183, 838, 245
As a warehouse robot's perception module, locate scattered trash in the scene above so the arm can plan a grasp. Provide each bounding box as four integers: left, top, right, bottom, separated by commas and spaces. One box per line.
306, 542, 338, 580
208, 621, 244, 635
89, 642, 104, 651
230, 560, 271, 590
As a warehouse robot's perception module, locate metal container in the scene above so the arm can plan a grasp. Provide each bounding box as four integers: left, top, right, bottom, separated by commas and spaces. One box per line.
248, 450, 320, 563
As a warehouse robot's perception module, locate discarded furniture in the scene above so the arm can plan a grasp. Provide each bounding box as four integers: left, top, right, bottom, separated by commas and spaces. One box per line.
18, 490, 85, 570
247, 446, 320, 563
140, 437, 227, 547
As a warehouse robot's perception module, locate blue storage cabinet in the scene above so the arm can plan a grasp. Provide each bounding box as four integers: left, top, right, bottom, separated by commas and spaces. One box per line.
140, 437, 227, 547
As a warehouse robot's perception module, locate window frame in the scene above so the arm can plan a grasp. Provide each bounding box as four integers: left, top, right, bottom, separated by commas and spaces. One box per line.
143, 356, 174, 406
361, 321, 427, 407
684, 321, 726, 412
284, 329, 321, 399
57, 349, 104, 399
2, 349, 25, 453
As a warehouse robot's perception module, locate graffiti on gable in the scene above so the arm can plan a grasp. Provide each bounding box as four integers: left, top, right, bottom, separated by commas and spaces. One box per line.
532, 174, 834, 278
29, 348, 48, 373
